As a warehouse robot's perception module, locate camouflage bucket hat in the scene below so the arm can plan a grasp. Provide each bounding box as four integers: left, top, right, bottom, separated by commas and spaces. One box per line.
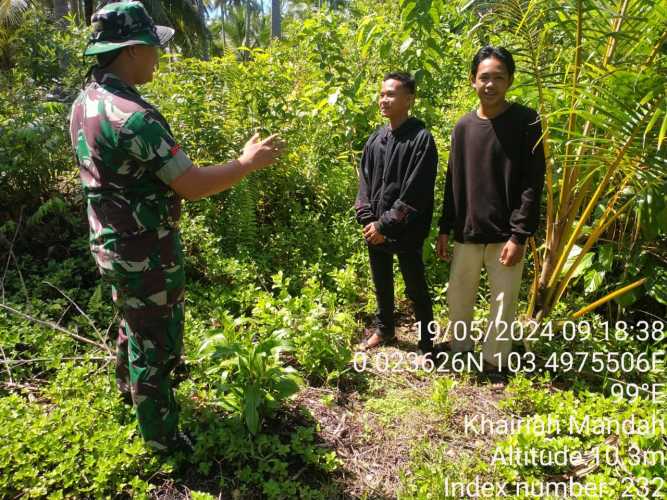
84, 1, 175, 56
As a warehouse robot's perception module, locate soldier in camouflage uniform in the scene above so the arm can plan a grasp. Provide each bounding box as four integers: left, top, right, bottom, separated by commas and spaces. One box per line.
69, 1, 284, 452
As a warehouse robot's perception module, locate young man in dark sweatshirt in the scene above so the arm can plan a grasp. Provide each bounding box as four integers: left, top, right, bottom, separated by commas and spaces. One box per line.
355, 72, 438, 354
436, 46, 546, 370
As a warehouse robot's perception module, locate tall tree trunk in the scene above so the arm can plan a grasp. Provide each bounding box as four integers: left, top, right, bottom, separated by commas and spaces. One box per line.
53, 0, 69, 19
84, 0, 94, 24
271, 0, 280, 39
197, 0, 210, 60
243, 0, 251, 60
221, 4, 226, 52
53, 0, 70, 77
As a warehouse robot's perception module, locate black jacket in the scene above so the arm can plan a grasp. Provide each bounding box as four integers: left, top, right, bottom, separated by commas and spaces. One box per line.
355, 117, 438, 251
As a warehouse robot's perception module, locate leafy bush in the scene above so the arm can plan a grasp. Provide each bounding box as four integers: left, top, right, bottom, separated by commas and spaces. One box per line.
199, 329, 302, 434
0, 363, 160, 497
0, 10, 86, 210
251, 269, 358, 382
496, 374, 667, 497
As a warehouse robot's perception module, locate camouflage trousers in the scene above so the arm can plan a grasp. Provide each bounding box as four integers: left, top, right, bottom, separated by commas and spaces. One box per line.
99, 229, 185, 451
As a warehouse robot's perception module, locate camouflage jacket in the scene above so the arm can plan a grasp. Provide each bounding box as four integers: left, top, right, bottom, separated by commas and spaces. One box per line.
69, 68, 192, 273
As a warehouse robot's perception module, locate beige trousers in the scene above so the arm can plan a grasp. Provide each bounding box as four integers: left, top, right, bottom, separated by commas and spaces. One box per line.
447, 242, 524, 367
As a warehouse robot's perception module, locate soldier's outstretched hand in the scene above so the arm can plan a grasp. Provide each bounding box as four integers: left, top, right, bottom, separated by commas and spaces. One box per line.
239, 133, 286, 171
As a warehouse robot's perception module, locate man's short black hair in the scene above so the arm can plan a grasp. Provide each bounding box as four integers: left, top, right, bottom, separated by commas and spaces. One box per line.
471, 46, 515, 78
383, 72, 416, 94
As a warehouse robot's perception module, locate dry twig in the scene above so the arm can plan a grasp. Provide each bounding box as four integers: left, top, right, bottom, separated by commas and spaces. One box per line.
0, 303, 107, 351
0, 208, 28, 304
43, 281, 112, 356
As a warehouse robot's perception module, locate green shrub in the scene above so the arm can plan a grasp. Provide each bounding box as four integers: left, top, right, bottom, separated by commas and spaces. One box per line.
0, 363, 160, 497
199, 329, 302, 434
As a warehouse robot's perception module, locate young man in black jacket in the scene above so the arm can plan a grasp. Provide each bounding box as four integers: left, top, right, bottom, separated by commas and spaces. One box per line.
436, 47, 546, 370
355, 72, 438, 354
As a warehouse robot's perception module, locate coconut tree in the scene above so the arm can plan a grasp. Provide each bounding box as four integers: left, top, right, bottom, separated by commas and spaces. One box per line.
271, 0, 279, 38
210, 0, 269, 56
140, 0, 210, 56
208, 0, 232, 50
243, 0, 250, 55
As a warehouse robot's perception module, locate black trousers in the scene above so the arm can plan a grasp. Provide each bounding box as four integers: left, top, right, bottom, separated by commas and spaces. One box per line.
367, 244, 434, 352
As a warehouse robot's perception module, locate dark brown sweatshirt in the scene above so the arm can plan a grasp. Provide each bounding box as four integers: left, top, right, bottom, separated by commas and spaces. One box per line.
438, 103, 546, 245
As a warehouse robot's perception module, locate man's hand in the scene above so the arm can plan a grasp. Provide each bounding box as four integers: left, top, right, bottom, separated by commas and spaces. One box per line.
363, 222, 385, 245
169, 132, 285, 201
238, 133, 285, 171
436, 234, 450, 261
499, 239, 524, 266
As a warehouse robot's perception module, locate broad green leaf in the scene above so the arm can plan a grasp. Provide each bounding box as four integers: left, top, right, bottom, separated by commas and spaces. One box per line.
561, 245, 594, 278
399, 37, 414, 54
597, 244, 614, 271
244, 385, 261, 434
647, 268, 667, 306
584, 269, 605, 294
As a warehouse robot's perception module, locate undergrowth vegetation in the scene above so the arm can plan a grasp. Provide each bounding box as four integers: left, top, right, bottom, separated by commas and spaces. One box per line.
0, 0, 665, 497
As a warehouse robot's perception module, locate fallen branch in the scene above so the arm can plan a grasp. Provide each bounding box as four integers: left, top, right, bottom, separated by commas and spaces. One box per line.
1, 380, 42, 392
333, 412, 348, 438
0, 355, 114, 366
104, 311, 119, 344
43, 281, 112, 356
0, 303, 107, 351
56, 303, 73, 327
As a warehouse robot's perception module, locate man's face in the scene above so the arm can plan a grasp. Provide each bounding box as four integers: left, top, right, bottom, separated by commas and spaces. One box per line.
378, 79, 413, 120
471, 56, 513, 107
130, 44, 159, 85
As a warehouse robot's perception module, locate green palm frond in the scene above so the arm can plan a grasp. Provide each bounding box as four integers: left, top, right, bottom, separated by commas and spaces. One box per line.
0, 0, 30, 25
210, 1, 267, 51
141, 0, 210, 55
